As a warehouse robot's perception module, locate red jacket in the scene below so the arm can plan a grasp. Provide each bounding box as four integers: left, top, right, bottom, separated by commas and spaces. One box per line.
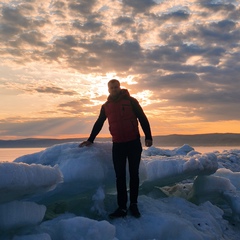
103, 89, 139, 142
87, 89, 152, 143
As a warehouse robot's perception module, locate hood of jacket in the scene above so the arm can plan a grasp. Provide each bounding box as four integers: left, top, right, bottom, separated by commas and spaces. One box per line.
107, 89, 130, 102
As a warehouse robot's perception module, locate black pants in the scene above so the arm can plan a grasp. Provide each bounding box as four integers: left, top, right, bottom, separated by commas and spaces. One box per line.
112, 138, 142, 209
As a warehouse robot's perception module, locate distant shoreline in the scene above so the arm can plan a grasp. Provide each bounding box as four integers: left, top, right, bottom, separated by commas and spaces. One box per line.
1, 133, 240, 148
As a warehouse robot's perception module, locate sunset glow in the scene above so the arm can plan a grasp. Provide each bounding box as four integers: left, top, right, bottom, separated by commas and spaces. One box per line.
1, 0, 240, 139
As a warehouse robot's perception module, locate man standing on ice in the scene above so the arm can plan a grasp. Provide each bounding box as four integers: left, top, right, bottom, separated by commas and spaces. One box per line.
80, 79, 153, 218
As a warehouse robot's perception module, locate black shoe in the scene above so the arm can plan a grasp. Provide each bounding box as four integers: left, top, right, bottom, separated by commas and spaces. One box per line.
109, 207, 127, 219
129, 203, 141, 218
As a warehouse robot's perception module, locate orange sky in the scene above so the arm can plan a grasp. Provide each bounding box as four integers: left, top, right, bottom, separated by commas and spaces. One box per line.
1, 0, 240, 140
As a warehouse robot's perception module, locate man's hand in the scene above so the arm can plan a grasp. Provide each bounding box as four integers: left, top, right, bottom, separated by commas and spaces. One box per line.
145, 139, 152, 147
79, 140, 93, 147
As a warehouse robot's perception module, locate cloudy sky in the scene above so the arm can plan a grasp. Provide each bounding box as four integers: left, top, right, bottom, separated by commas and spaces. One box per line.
0, 0, 240, 140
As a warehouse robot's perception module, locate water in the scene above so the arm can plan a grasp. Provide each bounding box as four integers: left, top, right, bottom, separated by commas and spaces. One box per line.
1, 146, 240, 163
190, 146, 240, 154
0, 148, 45, 162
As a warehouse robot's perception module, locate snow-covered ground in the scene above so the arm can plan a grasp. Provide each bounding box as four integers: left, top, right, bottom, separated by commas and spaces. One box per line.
0, 142, 240, 240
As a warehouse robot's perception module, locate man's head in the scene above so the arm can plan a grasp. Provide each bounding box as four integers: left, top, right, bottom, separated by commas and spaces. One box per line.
108, 79, 121, 97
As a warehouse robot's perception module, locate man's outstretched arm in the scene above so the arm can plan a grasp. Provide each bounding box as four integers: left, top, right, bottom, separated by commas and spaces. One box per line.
79, 106, 106, 147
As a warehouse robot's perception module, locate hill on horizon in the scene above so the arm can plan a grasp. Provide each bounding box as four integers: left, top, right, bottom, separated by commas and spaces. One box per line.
1, 133, 240, 148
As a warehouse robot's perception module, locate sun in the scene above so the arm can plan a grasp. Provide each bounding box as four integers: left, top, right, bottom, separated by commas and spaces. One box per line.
83, 73, 137, 101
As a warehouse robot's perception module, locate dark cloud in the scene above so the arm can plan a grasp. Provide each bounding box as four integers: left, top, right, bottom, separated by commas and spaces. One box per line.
59, 99, 89, 108
49, 1, 67, 18
68, 0, 97, 15
199, 104, 240, 121
34, 86, 79, 96
10, 31, 46, 47
166, 9, 190, 20
68, 40, 142, 73
72, 20, 103, 32
52, 1, 66, 8
54, 35, 79, 48
122, 0, 156, 13
0, 4, 49, 44
196, 25, 239, 45
0, 24, 20, 38
57, 99, 101, 115
228, 5, 240, 20
135, 72, 201, 92
159, 73, 200, 88
200, 1, 236, 12
112, 16, 135, 26
212, 19, 237, 31
0, 7, 28, 39
154, 9, 190, 22
2, 6, 30, 28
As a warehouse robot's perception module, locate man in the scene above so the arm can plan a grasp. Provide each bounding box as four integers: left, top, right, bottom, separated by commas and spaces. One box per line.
80, 79, 152, 218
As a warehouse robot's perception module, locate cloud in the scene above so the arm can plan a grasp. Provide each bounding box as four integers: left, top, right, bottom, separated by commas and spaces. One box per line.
154, 8, 190, 22
200, 0, 236, 12
9, 31, 46, 48
112, 16, 134, 26
1, 0, 240, 138
72, 20, 103, 32
66, 40, 143, 73
34, 86, 79, 96
57, 99, 101, 115
122, 0, 156, 13
2, 6, 30, 28
0, 116, 98, 138
68, 0, 97, 15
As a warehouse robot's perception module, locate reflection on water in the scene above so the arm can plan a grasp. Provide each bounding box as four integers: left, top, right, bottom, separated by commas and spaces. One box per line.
1, 146, 240, 163
0, 148, 45, 162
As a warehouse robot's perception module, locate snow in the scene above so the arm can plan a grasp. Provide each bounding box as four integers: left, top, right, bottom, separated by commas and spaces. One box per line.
0, 201, 46, 231
0, 142, 240, 239
0, 162, 63, 203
